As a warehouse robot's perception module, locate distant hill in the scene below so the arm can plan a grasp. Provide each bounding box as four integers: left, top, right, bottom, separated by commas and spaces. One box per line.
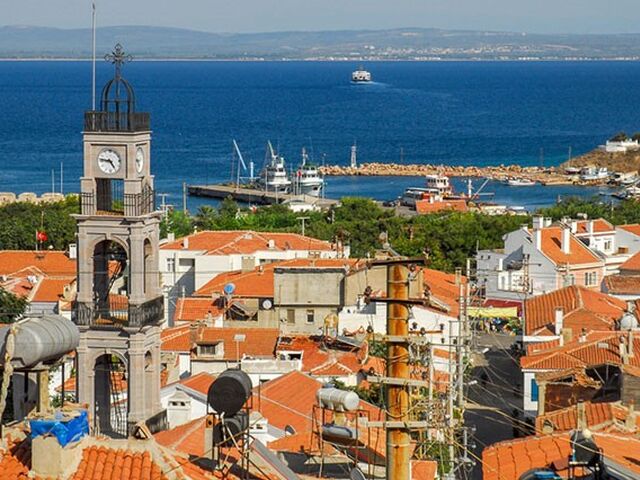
3, 25, 640, 60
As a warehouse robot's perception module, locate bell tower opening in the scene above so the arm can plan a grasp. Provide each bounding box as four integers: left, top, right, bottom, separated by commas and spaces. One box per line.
74, 44, 166, 437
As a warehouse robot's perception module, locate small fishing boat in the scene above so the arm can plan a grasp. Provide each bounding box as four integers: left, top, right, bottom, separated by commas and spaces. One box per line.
506, 178, 537, 186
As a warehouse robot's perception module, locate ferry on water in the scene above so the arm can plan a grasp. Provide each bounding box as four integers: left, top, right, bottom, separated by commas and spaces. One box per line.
425, 174, 453, 196
295, 147, 324, 197
259, 142, 292, 194
351, 66, 372, 83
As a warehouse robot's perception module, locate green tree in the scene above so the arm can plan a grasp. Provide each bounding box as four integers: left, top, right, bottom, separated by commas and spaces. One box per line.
0, 288, 28, 324
161, 209, 194, 239
610, 131, 628, 142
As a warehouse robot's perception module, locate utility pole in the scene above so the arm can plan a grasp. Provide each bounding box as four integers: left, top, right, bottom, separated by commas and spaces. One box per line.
297, 216, 310, 237
386, 261, 411, 480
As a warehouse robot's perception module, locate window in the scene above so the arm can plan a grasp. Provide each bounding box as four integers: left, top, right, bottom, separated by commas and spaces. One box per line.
306, 309, 315, 324
604, 240, 612, 252
531, 378, 539, 402
179, 258, 195, 269
564, 274, 575, 287
198, 343, 219, 356
585, 271, 598, 287
166, 258, 175, 273
287, 309, 295, 324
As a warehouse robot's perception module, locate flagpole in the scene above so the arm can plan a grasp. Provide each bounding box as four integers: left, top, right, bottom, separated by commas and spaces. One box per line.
92, 1, 97, 110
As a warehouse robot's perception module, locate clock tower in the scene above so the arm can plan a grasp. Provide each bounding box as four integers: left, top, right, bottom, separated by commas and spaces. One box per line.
74, 44, 165, 437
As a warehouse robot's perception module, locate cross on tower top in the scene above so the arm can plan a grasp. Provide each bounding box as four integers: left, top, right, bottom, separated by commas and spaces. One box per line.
105, 43, 132, 81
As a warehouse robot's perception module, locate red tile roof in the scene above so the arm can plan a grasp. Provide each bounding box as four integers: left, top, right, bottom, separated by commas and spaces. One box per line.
574, 219, 614, 235
155, 417, 208, 457
30, 277, 75, 302
174, 298, 223, 323
161, 325, 192, 352
619, 251, 640, 273
415, 198, 468, 214
482, 432, 640, 480
177, 372, 216, 396
523, 286, 625, 336
0, 433, 31, 480
521, 331, 640, 371
161, 230, 334, 255
422, 267, 466, 317
411, 460, 438, 480
198, 327, 280, 361
535, 402, 639, 434
603, 275, 640, 294
195, 258, 359, 299
71, 445, 167, 480
536, 226, 601, 266
0, 250, 76, 276
619, 224, 640, 237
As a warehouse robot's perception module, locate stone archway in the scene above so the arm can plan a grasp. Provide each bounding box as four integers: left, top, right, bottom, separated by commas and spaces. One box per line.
93, 352, 128, 438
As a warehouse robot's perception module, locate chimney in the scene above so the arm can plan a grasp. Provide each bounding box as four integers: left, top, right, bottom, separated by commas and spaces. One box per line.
629, 331, 635, 359
67, 243, 77, 260
561, 224, 571, 254
167, 390, 192, 428
620, 336, 630, 365
570, 220, 578, 234
167, 232, 175, 242
576, 402, 587, 430
183, 236, 190, 249
555, 307, 564, 335
455, 268, 462, 286
587, 220, 594, 235
625, 403, 636, 430
532, 216, 543, 250
267, 239, 276, 249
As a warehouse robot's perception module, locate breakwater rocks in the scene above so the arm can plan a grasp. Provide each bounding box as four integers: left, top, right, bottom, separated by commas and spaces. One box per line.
319, 163, 570, 182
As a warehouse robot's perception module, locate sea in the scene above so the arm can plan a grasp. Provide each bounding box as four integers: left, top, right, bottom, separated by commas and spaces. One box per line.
2, 60, 640, 211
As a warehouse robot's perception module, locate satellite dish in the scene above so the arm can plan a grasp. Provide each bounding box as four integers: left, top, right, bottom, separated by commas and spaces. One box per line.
223, 283, 236, 295
350, 468, 366, 480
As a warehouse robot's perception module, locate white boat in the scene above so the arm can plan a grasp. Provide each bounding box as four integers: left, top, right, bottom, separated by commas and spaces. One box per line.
506, 178, 537, 187
295, 147, 324, 197
259, 142, 291, 194
615, 185, 640, 199
351, 66, 372, 83
400, 187, 439, 207
425, 174, 453, 196
580, 166, 608, 181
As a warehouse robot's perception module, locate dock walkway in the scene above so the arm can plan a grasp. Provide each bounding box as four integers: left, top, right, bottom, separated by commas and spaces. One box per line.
187, 184, 338, 208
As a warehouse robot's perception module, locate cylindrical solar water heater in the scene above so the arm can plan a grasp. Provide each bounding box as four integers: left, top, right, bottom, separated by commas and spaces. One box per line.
207, 369, 252, 416
316, 387, 359, 412
212, 411, 249, 447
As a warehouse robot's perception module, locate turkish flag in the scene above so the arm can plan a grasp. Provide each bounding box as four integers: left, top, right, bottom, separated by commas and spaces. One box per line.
36, 231, 48, 243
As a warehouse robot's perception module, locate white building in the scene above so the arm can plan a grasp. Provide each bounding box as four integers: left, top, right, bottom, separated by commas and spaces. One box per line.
477, 217, 611, 303
159, 230, 348, 325
601, 139, 640, 153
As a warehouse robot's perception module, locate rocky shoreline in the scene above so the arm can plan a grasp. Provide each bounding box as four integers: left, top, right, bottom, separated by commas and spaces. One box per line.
319, 163, 578, 185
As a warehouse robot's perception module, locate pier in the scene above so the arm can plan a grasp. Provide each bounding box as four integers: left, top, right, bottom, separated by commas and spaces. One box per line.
187, 184, 339, 208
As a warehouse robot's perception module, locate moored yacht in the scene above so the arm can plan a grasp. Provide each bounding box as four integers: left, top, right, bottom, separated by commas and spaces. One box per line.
295, 147, 324, 197
425, 174, 453, 196
259, 142, 291, 194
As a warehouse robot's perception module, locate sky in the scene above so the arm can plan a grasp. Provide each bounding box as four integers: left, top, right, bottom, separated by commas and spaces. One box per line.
2, 0, 639, 34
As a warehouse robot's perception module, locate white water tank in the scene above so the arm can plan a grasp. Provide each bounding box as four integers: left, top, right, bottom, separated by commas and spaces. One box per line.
316, 387, 359, 412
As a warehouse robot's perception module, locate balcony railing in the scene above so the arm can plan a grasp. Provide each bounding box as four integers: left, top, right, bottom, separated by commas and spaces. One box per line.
81, 187, 155, 217
75, 296, 164, 328
84, 111, 150, 133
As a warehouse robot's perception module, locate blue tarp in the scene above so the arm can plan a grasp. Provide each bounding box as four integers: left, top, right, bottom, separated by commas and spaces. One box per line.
30, 409, 89, 447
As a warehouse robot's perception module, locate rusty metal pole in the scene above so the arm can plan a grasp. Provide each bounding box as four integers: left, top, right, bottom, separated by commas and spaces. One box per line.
387, 263, 411, 480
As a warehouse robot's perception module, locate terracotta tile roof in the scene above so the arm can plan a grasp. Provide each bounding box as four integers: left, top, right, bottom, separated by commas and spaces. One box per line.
195, 258, 358, 299
523, 286, 624, 336
177, 372, 216, 396
535, 402, 639, 434
603, 274, 640, 294
276, 335, 370, 378
155, 416, 208, 457
536, 226, 601, 266
574, 219, 614, 235
71, 445, 167, 480
161, 326, 192, 352
422, 268, 466, 317
198, 327, 280, 361
415, 198, 468, 214
174, 298, 223, 323
482, 432, 640, 480
0, 250, 76, 276
0, 433, 31, 480
30, 277, 75, 302
521, 331, 640, 371
161, 230, 334, 255
619, 251, 640, 273
619, 224, 640, 237
56, 372, 127, 393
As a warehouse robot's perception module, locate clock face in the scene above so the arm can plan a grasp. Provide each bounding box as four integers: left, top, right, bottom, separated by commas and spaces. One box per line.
97, 149, 121, 174
135, 147, 145, 173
